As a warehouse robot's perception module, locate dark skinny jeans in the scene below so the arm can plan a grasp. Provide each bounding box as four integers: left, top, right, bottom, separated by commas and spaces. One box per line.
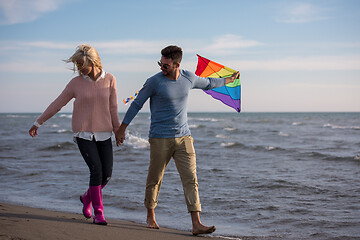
76, 137, 113, 186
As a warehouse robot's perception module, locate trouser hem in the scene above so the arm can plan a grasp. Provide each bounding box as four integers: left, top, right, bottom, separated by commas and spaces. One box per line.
144, 199, 158, 209
187, 204, 202, 213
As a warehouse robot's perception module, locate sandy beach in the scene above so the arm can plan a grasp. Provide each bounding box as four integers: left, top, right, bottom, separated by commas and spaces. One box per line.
0, 202, 227, 240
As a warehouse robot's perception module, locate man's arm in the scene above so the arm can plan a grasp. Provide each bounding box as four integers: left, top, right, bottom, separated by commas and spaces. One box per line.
190, 70, 240, 90
115, 77, 155, 146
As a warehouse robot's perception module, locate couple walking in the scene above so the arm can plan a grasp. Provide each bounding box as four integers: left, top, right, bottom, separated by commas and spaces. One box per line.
29, 44, 239, 235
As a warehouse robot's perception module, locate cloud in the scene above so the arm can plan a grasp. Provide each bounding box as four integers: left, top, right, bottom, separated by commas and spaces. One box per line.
0, 40, 167, 54
229, 56, 360, 71
288, 83, 360, 90
96, 35, 262, 55
201, 34, 263, 54
95, 40, 168, 55
21, 41, 75, 49
1, 55, 359, 73
276, 2, 330, 23
0, 61, 65, 73
0, 0, 68, 25
0, 35, 261, 55
1, 39, 359, 73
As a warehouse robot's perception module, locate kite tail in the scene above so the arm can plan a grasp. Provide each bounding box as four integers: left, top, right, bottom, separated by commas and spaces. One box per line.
123, 91, 139, 104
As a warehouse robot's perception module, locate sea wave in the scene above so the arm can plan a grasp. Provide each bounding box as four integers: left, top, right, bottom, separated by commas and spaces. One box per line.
224, 127, 237, 132
56, 129, 72, 134
216, 134, 229, 139
214, 235, 242, 240
189, 117, 220, 122
221, 142, 239, 148
308, 151, 360, 163
6, 114, 28, 118
188, 124, 205, 129
244, 118, 284, 124
279, 131, 290, 137
125, 134, 149, 149
219, 141, 288, 153
59, 114, 72, 119
323, 123, 360, 130
38, 141, 76, 151
265, 146, 277, 151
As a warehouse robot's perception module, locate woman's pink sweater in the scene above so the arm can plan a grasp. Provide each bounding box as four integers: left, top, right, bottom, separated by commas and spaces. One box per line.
36, 72, 120, 133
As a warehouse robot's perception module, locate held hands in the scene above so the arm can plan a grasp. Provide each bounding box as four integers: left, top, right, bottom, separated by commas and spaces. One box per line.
115, 130, 125, 146
115, 123, 127, 147
29, 125, 38, 137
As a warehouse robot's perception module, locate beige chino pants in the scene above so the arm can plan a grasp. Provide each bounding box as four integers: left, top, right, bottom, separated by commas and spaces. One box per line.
144, 135, 202, 212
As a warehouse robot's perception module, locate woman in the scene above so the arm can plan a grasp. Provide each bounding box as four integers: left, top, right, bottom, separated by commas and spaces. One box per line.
28, 44, 120, 225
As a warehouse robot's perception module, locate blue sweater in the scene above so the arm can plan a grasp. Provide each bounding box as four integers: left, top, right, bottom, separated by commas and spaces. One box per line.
123, 69, 226, 138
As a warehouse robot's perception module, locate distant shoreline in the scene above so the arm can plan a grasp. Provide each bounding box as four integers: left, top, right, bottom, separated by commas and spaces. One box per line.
1, 111, 359, 114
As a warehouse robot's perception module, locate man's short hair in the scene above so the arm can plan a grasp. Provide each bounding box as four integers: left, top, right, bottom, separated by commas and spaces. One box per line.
161, 45, 182, 63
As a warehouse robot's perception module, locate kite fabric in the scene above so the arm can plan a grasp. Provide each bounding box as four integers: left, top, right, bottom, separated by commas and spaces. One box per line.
123, 91, 139, 104
195, 55, 241, 112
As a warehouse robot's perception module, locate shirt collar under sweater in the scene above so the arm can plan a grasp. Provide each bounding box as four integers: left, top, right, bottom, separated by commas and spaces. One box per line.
83, 70, 106, 82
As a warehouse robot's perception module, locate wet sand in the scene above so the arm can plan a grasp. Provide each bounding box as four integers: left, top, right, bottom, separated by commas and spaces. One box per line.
0, 202, 225, 240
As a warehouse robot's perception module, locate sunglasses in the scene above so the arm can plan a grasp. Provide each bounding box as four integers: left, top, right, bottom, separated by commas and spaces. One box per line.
157, 61, 170, 70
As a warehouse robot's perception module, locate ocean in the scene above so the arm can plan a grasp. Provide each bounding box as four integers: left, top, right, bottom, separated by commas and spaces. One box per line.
0, 112, 359, 240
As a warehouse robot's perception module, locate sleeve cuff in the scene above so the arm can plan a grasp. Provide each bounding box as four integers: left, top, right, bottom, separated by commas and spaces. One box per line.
33, 121, 42, 128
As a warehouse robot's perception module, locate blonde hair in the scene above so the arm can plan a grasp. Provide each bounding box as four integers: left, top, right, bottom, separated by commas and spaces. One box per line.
65, 44, 102, 74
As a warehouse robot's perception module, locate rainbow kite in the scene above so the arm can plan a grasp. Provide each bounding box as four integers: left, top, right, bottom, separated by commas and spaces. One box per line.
123, 91, 139, 104
195, 55, 241, 112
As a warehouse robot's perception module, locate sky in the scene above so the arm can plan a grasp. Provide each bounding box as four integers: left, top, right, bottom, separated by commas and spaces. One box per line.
0, 0, 359, 113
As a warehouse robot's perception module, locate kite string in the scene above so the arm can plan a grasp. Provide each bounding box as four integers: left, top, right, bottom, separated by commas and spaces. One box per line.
198, 55, 239, 111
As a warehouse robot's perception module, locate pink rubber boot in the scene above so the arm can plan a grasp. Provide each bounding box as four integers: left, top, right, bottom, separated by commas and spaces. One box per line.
80, 185, 106, 218
89, 185, 107, 225
80, 189, 92, 218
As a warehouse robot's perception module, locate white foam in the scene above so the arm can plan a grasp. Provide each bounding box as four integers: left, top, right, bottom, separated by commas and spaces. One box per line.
59, 114, 72, 119
126, 134, 149, 149
190, 117, 219, 122
6, 114, 27, 118
266, 146, 276, 151
221, 142, 236, 147
215, 236, 243, 240
324, 123, 360, 130
216, 134, 228, 139
56, 129, 68, 133
279, 131, 290, 137
224, 127, 237, 132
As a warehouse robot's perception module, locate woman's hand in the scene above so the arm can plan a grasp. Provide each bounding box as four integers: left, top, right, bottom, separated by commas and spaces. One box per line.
29, 125, 38, 137
115, 130, 126, 147
115, 123, 128, 146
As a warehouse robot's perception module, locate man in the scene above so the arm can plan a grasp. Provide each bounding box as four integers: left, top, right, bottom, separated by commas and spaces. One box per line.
116, 45, 239, 235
